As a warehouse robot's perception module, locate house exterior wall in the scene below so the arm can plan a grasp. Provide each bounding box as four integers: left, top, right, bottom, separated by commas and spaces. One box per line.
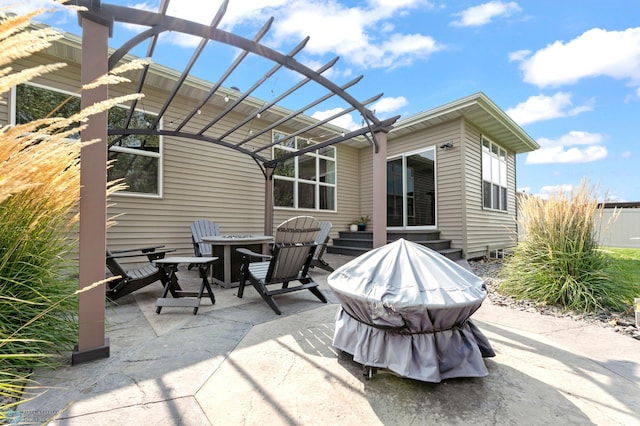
8, 50, 362, 264
433, 119, 465, 251
463, 121, 518, 258
360, 120, 465, 248
9, 42, 531, 265
360, 117, 520, 259
273, 142, 361, 235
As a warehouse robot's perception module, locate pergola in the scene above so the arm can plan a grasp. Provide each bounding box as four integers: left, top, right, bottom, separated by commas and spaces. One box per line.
69, 0, 398, 364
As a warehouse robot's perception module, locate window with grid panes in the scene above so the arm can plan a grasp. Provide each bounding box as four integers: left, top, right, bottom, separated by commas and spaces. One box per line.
272, 130, 336, 211
15, 83, 162, 197
481, 136, 507, 211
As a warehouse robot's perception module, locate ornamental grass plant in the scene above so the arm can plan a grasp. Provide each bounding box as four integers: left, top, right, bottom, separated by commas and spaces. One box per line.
499, 180, 636, 313
0, 5, 144, 411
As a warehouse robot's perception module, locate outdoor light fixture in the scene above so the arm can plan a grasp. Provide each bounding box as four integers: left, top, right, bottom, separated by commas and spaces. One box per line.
440, 142, 454, 149
224, 95, 229, 102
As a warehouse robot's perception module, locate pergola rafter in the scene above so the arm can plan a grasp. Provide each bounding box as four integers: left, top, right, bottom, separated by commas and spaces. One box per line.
73, 1, 397, 162
69, 0, 397, 364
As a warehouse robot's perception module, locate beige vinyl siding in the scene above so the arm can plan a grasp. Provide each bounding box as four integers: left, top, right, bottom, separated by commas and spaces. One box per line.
358, 144, 374, 225
107, 91, 269, 259
0, 90, 8, 125
273, 143, 360, 240
13, 53, 82, 94
432, 119, 464, 250
463, 122, 518, 258
108, 136, 265, 257
378, 120, 464, 248
13, 50, 362, 263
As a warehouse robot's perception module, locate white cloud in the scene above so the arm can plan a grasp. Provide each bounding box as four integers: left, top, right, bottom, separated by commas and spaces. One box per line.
534, 184, 575, 200
506, 92, 593, 125
0, 0, 56, 14
372, 96, 408, 115
163, 0, 288, 28
0, 0, 74, 24
508, 49, 530, 62
526, 131, 608, 164
310, 97, 406, 130
451, 1, 521, 27
540, 184, 575, 193
512, 27, 640, 88
603, 192, 627, 202
621, 151, 632, 158
269, 1, 442, 69
311, 108, 360, 131
140, 0, 442, 70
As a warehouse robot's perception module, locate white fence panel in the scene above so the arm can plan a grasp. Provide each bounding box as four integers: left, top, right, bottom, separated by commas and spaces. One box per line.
598, 208, 640, 248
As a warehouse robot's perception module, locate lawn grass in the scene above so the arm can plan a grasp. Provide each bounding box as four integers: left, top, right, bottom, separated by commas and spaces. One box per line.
499, 181, 639, 313
600, 247, 640, 305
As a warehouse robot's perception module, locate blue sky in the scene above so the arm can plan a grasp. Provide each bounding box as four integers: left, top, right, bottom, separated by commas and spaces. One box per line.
9, 0, 640, 201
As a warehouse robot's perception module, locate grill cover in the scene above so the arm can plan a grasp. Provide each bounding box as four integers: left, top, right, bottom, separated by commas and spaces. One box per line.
328, 238, 495, 382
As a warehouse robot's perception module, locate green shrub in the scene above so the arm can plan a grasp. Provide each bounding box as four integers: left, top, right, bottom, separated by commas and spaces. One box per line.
0, 8, 142, 410
499, 180, 635, 312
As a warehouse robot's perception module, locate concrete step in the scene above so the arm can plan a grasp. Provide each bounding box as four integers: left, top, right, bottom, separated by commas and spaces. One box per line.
328, 229, 462, 260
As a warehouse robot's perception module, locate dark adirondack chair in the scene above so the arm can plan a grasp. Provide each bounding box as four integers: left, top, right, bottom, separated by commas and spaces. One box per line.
190, 219, 221, 257
105, 245, 175, 300
236, 216, 328, 315
310, 220, 334, 272
189, 219, 220, 276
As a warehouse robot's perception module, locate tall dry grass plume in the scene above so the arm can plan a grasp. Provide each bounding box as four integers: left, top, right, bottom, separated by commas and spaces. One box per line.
0, 5, 144, 411
500, 179, 632, 312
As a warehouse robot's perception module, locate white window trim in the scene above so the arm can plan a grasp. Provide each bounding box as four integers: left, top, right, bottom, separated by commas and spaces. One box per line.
387, 145, 438, 230
481, 136, 508, 212
11, 82, 163, 198
272, 130, 337, 212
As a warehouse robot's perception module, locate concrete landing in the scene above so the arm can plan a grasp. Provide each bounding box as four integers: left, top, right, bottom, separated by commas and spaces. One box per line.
13, 253, 640, 425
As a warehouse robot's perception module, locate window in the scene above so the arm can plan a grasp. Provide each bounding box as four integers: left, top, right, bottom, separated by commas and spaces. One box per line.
387, 148, 436, 228
107, 108, 161, 196
272, 130, 336, 211
482, 137, 507, 211
14, 83, 161, 197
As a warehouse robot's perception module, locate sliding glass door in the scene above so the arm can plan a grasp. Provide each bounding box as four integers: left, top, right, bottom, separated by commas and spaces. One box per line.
387, 147, 436, 228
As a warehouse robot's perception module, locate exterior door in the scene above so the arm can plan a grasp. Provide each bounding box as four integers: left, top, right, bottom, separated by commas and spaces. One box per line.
387, 147, 436, 228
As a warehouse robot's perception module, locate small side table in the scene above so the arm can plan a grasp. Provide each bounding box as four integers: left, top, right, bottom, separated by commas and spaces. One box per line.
154, 256, 218, 315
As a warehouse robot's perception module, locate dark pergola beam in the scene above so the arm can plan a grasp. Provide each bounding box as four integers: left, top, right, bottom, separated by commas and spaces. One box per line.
108, 128, 268, 163
263, 115, 399, 168
235, 75, 363, 149
198, 37, 309, 135
150, 1, 229, 130
108, 0, 168, 147
252, 91, 382, 156
218, 57, 340, 141
73, 1, 383, 126
108, 26, 162, 70
175, 17, 273, 132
